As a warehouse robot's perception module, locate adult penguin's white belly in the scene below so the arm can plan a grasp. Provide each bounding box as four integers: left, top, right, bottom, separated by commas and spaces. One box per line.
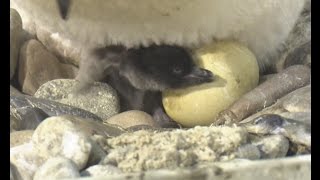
10, 0, 305, 68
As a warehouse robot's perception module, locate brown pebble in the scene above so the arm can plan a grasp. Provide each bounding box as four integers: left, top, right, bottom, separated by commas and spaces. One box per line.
105, 110, 160, 129
18, 39, 77, 95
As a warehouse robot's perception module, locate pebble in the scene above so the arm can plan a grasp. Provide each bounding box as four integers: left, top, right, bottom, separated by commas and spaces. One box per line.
240, 85, 311, 124
31, 115, 125, 169
10, 115, 124, 179
10, 130, 34, 148
10, 165, 14, 180
125, 125, 163, 132
258, 73, 276, 84
105, 110, 160, 129
213, 65, 310, 126
10, 163, 21, 180
10, 8, 23, 80
235, 144, 261, 160
53, 156, 311, 180
209, 158, 253, 170
10, 112, 20, 132
90, 135, 109, 152
252, 135, 289, 159
288, 143, 311, 156
10, 143, 45, 180
31, 116, 94, 170
81, 165, 122, 177
244, 114, 311, 149
33, 157, 80, 180
18, 39, 77, 95
86, 140, 107, 167
282, 85, 310, 113
279, 112, 311, 125
10, 85, 22, 96
10, 95, 50, 132
10, 106, 48, 131
10, 94, 102, 122
34, 79, 120, 120
213, 155, 310, 180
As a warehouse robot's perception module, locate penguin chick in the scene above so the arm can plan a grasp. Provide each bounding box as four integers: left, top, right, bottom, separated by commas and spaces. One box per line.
76, 45, 214, 127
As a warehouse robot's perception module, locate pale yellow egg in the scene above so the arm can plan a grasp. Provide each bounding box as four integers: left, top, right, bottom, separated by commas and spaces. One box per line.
162, 41, 259, 127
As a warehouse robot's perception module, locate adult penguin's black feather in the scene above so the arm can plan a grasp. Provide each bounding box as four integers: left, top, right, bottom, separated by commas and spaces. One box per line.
56, 0, 71, 20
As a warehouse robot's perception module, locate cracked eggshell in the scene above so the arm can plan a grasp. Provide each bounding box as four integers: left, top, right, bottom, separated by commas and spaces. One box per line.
162, 41, 259, 127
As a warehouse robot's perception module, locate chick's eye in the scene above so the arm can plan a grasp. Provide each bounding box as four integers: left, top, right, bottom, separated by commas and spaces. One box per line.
172, 66, 183, 75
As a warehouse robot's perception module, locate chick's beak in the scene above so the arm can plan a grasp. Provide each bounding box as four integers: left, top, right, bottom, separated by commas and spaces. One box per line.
185, 67, 214, 83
